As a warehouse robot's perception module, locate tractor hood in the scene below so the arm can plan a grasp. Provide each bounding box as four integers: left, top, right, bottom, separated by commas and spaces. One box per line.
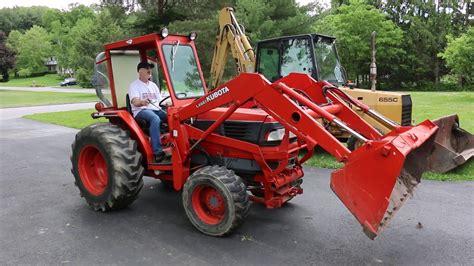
196, 107, 274, 122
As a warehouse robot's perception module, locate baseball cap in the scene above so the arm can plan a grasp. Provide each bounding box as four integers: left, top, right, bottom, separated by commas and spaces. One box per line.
137, 62, 155, 72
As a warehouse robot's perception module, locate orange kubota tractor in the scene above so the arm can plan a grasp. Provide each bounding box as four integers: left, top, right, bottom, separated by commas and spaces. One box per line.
73, 30, 446, 239
210, 7, 473, 173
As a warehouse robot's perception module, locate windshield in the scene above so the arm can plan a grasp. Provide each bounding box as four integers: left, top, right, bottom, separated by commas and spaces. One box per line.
162, 44, 205, 99
314, 39, 345, 84
280, 38, 313, 77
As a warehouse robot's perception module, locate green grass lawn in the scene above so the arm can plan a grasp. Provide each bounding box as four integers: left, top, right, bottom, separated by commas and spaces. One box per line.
0, 74, 65, 87
410, 91, 474, 132
24, 109, 106, 129
23, 91, 473, 181
0, 90, 98, 108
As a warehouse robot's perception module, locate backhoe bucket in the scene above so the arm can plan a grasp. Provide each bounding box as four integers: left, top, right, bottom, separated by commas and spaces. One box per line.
428, 114, 474, 173
330, 120, 438, 239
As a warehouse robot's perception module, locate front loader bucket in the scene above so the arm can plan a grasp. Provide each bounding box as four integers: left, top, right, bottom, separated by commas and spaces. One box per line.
428, 114, 474, 173
330, 120, 438, 239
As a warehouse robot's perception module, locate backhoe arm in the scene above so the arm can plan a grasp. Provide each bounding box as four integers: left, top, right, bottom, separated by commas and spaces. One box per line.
209, 7, 255, 89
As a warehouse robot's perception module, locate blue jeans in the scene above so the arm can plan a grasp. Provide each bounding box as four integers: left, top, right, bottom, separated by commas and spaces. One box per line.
135, 109, 168, 154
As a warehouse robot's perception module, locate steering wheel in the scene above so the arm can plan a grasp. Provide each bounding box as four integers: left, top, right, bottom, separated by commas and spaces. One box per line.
158, 92, 188, 110
158, 95, 171, 111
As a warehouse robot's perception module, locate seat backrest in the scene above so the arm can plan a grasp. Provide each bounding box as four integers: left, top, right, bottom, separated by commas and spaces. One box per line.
126, 94, 132, 114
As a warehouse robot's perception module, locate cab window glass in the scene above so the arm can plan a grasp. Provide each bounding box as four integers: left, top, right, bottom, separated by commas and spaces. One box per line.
162, 44, 205, 99
257, 42, 280, 82
93, 52, 112, 107
146, 50, 167, 92
280, 38, 313, 77
314, 40, 344, 83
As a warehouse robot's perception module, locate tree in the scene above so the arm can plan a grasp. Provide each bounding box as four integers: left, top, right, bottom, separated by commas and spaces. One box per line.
235, 0, 318, 41
63, 4, 96, 28
168, 0, 319, 83
5, 30, 22, 53
41, 8, 65, 33
439, 27, 474, 88
313, 0, 404, 88
43, 5, 101, 76
68, 10, 125, 87
100, 0, 189, 34
0, 6, 51, 35
5, 30, 22, 77
0, 31, 15, 82
48, 20, 70, 74
14, 26, 52, 76
378, 0, 471, 88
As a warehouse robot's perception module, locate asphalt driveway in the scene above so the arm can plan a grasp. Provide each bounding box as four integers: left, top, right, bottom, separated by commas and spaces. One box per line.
0, 116, 473, 265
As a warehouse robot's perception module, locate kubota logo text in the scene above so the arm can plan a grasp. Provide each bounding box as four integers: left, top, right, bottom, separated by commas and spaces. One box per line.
196, 87, 230, 108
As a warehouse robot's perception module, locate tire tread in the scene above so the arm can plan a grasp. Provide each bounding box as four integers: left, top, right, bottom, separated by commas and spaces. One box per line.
71, 123, 144, 211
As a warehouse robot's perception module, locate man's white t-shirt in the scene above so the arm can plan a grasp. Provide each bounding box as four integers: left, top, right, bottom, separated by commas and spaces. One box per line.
128, 79, 162, 117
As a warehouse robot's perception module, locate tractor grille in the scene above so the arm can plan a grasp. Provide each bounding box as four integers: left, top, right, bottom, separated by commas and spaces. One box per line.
193, 120, 294, 146
223, 122, 253, 139
193, 120, 264, 144
401, 95, 412, 126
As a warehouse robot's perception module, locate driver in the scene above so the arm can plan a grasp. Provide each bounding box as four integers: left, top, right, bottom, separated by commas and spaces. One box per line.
129, 62, 168, 162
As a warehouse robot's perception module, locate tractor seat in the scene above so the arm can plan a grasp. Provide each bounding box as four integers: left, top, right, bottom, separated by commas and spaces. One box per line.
126, 94, 168, 134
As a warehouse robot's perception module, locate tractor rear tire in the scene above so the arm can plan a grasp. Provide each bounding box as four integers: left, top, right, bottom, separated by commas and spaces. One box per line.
182, 165, 250, 236
71, 123, 144, 211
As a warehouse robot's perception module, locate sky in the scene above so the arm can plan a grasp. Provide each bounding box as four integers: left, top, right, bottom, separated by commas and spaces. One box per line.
1, 0, 326, 10
0, 0, 98, 10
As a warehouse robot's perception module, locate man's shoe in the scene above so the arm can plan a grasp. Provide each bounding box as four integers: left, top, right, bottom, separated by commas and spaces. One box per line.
154, 151, 166, 162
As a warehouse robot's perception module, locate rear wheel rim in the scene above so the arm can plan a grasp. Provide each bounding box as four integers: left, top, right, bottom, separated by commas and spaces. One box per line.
79, 145, 108, 196
192, 184, 225, 225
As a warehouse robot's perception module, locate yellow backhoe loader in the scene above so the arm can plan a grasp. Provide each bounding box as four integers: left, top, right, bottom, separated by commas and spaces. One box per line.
209, 7, 473, 173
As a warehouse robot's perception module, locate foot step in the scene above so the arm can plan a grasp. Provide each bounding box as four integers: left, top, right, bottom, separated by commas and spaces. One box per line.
151, 157, 172, 165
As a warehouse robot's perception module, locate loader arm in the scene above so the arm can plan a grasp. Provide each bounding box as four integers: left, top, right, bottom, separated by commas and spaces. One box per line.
176, 73, 438, 239
209, 7, 256, 89
179, 73, 352, 161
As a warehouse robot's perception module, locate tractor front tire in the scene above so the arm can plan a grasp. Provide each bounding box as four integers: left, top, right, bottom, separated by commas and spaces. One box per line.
71, 123, 144, 211
182, 165, 250, 236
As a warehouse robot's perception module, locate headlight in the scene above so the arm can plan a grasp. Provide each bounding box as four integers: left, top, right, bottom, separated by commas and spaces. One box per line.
265, 128, 296, 141
188, 31, 197, 41
160, 28, 169, 38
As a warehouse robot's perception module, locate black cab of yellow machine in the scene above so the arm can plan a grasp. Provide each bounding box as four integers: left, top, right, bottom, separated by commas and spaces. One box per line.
255, 33, 347, 86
